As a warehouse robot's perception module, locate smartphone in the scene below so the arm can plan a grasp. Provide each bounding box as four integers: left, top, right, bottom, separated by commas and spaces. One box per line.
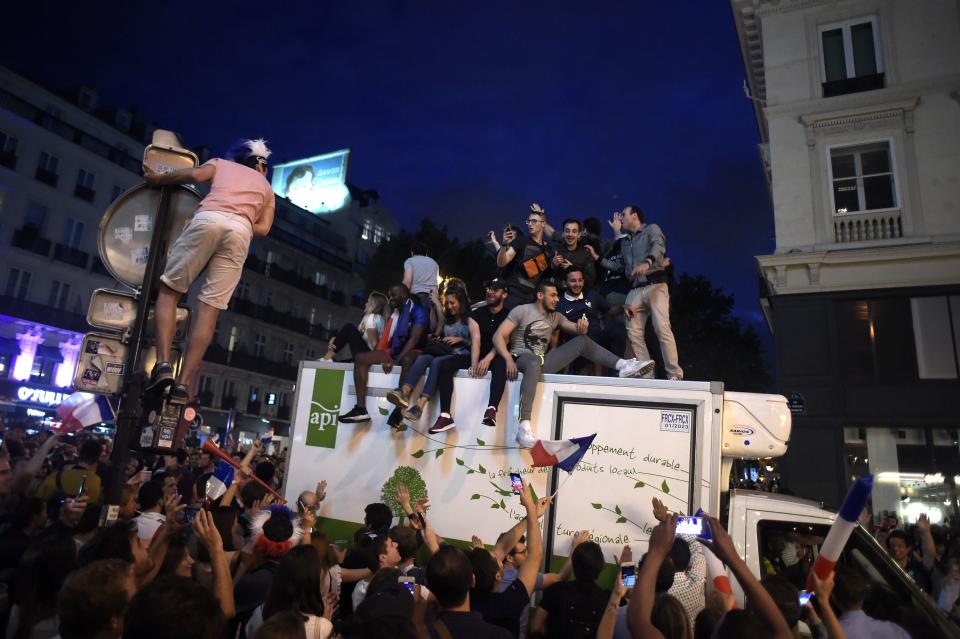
175, 504, 202, 526
297, 498, 306, 514
76, 474, 87, 499
799, 590, 813, 606
620, 562, 637, 588
509, 473, 523, 495
399, 576, 416, 594
676, 516, 703, 536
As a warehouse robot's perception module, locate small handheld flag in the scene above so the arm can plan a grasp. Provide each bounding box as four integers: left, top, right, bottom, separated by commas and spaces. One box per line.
529, 434, 596, 473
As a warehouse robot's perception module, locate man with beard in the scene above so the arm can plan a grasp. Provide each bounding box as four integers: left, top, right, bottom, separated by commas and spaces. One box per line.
492, 281, 654, 447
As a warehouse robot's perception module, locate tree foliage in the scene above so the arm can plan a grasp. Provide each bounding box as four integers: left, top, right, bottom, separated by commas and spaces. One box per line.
362, 219, 496, 304
666, 273, 771, 392
363, 219, 770, 391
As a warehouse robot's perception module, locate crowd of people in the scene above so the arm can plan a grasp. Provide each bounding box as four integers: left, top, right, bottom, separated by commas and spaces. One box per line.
2, 423, 952, 639
331, 203, 690, 445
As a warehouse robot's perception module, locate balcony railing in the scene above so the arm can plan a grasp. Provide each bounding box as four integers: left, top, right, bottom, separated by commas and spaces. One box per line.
11, 226, 52, 257
34, 167, 58, 187
833, 210, 903, 244
822, 73, 885, 98
203, 344, 298, 381
54, 243, 89, 268
74, 184, 96, 203
0, 294, 87, 333
229, 297, 318, 336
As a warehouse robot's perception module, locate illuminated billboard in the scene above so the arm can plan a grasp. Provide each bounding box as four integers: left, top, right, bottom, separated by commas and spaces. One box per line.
271, 149, 351, 214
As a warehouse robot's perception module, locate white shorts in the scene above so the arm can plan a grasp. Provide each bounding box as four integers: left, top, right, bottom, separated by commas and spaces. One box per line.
160, 210, 252, 310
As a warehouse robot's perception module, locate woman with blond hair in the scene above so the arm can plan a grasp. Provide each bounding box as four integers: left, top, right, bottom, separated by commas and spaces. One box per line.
322, 291, 389, 362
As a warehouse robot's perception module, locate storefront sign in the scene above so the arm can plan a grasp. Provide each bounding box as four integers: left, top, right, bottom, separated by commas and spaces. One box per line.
26, 408, 47, 418
17, 385, 65, 406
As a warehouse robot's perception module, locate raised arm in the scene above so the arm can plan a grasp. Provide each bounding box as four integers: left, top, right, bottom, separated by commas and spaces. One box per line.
703, 515, 793, 639
402, 266, 414, 290
194, 509, 236, 619
516, 477, 543, 595
491, 495, 551, 561
627, 515, 674, 639
143, 162, 215, 186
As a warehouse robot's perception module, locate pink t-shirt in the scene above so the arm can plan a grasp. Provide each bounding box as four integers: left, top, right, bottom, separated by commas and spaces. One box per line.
197, 158, 275, 229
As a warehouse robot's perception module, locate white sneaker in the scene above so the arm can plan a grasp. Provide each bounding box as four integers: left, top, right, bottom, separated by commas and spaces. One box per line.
516, 422, 536, 448
619, 358, 656, 378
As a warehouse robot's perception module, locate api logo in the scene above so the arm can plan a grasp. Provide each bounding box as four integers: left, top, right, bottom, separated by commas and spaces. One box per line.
306, 369, 345, 449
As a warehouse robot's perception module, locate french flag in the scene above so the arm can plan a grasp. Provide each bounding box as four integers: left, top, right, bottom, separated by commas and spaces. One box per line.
205, 461, 236, 502
807, 474, 873, 590
529, 434, 596, 473
56, 392, 115, 433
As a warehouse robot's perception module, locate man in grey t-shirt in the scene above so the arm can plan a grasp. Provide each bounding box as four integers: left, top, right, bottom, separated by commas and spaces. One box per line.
492, 281, 654, 446
403, 241, 441, 330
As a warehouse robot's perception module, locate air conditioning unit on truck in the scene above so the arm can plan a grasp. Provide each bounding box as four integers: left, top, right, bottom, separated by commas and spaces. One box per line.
283, 362, 958, 637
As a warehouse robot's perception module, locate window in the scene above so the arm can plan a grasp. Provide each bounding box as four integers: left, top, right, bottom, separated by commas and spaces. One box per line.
5, 268, 31, 299
236, 281, 249, 301
835, 298, 918, 381
0, 131, 18, 169
283, 342, 295, 364
0, 131, 17, 154
254, 333, 266, 357
228, 326, 240, 352
265, 290, 273, 307
223, 380, 236, 398
249, 387, 260, 402
305, 348, 317, 360
24, 201, 47, 230
48, 281, 70, 309
911, 296, 960, 379
199, 376, 214, 393
829, 141, 897, 215
314, 272, 327, 287
77, 169, 95, 189
373, 224, 385, 244
361, 219, 373, 240
37, 152, 59, 173
63, 219, 84, 249
820, 17, 884, 96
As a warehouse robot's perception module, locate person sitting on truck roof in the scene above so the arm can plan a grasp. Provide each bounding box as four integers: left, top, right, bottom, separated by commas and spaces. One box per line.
492, 280, 655, 447
833, 564, 910, 639
338, 284, 429, 424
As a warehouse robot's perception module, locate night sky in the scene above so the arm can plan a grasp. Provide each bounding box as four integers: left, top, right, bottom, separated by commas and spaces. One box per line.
2, 1, 773, 331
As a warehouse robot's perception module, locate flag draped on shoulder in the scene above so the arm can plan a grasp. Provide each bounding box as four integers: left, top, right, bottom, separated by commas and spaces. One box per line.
529, 433, 596, 473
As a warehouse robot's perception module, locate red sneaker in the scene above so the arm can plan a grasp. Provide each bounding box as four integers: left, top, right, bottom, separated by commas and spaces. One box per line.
482, 406, 497, 427
429, 415, 455, 434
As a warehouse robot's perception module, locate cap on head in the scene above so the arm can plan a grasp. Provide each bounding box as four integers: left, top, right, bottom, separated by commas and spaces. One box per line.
226, 138, 273, 170
484, 279, 507, 291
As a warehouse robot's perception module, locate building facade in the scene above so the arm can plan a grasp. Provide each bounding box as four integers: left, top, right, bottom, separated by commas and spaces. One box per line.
0, 65, 397, 441
732, 0, 960, 518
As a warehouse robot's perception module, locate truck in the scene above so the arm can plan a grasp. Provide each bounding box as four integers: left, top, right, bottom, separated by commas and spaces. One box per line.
283, 361, 958, 637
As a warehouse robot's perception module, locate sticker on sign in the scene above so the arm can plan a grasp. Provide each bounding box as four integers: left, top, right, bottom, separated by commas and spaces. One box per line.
659, 410, 691, 433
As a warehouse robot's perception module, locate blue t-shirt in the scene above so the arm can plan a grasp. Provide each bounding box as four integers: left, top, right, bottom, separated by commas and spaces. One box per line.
391, 298, 430, 357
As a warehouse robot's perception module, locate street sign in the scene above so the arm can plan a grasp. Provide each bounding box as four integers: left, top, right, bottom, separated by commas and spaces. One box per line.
74, 333, 128, 395
97, 184, 200, 288
787, 392, 805, 415
87, 288, 191, 341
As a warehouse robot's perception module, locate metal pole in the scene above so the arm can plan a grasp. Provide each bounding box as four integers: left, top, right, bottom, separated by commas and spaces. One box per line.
102, 186, 176, 518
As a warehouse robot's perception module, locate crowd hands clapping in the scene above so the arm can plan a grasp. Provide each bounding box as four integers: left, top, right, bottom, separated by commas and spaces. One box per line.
0, 427, 931, 639
334, 202, 681, 444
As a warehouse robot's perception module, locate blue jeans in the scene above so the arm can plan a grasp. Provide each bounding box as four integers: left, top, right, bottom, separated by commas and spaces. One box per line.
402, 352, 464, 400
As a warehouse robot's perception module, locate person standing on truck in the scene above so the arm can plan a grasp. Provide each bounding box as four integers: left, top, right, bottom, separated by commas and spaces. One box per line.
492, 281, 654, 447
143, 138, 276, 404
497, 204, 556, 310
613, 204, 683, 380
403, 242, 442, 332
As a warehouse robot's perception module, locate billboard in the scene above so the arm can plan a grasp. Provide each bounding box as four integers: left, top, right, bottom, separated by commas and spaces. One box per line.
271, 149, 351, 214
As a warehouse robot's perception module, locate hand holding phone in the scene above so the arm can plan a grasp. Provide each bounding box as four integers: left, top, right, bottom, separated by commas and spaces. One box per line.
799, 590, 813, 606
676, 516, 703, 536
76, 474, 88, 499
620, 561, 636, 588
509, 473, 523, 495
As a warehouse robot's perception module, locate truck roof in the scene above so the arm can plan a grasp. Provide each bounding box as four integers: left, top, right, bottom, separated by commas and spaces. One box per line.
730, 489, 834, 514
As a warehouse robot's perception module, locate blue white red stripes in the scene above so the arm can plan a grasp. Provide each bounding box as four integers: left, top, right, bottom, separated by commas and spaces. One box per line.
529, 434, 596, 473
